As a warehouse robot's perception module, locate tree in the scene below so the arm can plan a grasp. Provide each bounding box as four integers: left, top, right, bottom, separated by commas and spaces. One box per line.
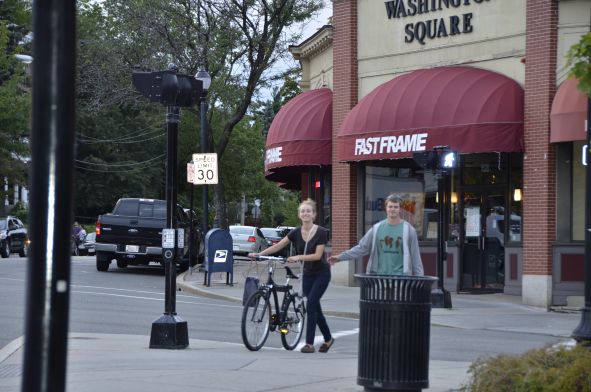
0, 1, 31, 203
75, 0, 322, 227
567, 32, 591, 96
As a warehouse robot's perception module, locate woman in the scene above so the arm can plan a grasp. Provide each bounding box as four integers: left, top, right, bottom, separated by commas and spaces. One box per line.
249, 199, 334, 353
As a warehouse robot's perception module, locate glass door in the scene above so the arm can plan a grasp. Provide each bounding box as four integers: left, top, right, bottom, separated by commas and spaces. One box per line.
460, 189, 506, 291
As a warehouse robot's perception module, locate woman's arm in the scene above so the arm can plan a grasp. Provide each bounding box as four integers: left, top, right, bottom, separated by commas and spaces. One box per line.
248, 236, 290, 258
287, 244, 325, 263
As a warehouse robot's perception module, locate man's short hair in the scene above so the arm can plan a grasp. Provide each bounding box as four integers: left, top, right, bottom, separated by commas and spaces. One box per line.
385, 194, 403, 206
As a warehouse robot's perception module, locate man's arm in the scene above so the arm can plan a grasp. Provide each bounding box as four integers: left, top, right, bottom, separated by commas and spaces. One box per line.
329, 228, 374, 263
408, 227, 424, 276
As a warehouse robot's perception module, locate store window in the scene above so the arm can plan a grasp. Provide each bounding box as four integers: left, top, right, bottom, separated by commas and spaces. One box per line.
573, 141, 586, 241
508, 153, 523, 243
364, 163, 437, 241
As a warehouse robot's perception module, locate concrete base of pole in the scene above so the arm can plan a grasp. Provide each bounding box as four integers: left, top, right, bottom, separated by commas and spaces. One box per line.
573, 307, 591, 343
149, 314, 189, 349
431, 288, 452, 309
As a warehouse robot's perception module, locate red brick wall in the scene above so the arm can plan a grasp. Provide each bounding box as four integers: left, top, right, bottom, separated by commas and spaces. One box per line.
331, 0, 358, 253
523, 0, 558, 276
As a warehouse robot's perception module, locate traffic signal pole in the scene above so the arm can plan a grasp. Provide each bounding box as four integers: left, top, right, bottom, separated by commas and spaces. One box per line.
431, 169, 452, 309
148, 103, 189, 350
133, 64, 202, 349
572, 93, 591, 343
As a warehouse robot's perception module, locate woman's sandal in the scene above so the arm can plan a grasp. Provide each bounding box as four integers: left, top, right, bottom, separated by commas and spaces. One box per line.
300, 344, 315, 353
318, 338, 334, 353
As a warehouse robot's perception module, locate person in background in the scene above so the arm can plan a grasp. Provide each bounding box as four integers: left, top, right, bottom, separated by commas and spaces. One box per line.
72, 222, 86, 244
249, 198, 334, 354
328, 194, 424, 276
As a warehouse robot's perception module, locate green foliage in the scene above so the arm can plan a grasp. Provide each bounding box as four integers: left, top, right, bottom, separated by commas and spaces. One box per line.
10, 201, 28, 224
460, 344, 591, 392
73, 0, 321, 226
0, 1, 31, 198
567, 32, 591, 97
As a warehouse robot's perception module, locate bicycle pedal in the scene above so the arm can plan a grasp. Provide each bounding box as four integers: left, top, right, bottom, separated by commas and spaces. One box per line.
279, 327, 289, 334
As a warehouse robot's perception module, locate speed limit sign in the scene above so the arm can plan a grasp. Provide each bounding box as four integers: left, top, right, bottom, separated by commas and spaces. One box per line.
192, 153, 218, 184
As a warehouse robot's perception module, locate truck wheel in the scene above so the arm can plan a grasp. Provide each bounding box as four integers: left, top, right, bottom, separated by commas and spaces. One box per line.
96, 252, 110, 272
0, 241, 9, 258
116, 259, 128, 269
18, 243, 27, 257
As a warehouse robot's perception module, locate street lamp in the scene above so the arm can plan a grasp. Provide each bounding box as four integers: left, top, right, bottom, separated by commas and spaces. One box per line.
195, 67, 211, 236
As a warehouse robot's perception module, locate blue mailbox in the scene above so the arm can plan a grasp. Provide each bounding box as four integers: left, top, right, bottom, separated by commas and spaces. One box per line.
203, 228, 234, 287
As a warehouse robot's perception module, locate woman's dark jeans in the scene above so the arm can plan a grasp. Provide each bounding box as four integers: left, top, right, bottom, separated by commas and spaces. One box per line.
302, 269, 332, 345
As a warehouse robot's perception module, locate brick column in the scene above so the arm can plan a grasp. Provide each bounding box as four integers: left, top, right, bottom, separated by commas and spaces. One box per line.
331, 0, 358, 284
522, 0, 558, 307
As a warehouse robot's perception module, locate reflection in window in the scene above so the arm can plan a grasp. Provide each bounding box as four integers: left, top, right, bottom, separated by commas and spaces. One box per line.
364, 164, 437, 241
462, 153, 507, 185
573, 141, 585, 241
509, 153, 522, 243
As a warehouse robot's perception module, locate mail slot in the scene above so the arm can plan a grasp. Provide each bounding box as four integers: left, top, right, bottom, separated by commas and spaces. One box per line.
203, 228, 234, 287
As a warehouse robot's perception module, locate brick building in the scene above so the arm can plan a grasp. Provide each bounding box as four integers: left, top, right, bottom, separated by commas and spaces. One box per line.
265, 0, 590, 307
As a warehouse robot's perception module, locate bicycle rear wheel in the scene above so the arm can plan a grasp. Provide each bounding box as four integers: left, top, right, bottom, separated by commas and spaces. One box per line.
241, 290, 271, 351
280, 294, 306, 350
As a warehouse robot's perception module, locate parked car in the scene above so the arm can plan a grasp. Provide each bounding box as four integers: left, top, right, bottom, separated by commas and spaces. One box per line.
229, 225, 267, 256
0, 216, 29, 258
79, 232, 96, 256
260, 227, 290, 257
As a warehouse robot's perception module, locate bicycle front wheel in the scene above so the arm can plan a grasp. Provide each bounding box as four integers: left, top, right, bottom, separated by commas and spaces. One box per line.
241, 290, 271, 351
280, 294, 306, 350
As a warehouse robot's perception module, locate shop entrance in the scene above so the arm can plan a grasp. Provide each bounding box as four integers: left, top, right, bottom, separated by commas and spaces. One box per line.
460, 187, 506, 291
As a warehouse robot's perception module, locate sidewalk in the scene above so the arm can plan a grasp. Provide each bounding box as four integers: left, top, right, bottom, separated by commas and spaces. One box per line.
181, 258, 580, 338
0, 258, 581, 392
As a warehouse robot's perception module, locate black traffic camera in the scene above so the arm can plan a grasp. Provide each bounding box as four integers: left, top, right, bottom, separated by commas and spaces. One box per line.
132, 68, 203, 107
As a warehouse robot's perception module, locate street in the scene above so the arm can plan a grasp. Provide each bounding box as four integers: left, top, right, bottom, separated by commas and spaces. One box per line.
0, 256, 570, 362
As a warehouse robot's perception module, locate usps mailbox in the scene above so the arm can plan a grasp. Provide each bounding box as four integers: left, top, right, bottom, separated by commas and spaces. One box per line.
203, 228, 234, 287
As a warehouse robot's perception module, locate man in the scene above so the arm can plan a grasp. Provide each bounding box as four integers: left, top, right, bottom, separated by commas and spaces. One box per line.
328, 194, 424, 276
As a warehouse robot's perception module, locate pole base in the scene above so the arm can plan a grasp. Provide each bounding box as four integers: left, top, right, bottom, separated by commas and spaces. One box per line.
572, 306, 591, 344
149, 314, 189, 349
431, 288, 452, 309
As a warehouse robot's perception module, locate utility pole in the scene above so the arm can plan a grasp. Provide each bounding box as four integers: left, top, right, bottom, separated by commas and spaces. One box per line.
22, 2, 76, 391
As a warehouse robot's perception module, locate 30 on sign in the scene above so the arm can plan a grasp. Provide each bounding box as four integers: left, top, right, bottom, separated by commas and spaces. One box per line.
191, 153, 219, 184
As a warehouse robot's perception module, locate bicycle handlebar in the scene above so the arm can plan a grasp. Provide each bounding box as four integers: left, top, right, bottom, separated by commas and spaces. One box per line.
254, 255, 287, 263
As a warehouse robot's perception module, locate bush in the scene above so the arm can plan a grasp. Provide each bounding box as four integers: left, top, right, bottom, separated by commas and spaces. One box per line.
460, 344, 591, 392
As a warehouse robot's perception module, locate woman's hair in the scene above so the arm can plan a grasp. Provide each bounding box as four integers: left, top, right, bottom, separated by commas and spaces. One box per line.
298, 198, 317, 213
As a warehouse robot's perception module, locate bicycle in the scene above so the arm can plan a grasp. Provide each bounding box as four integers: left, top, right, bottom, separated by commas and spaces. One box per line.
241, 255, 306, 351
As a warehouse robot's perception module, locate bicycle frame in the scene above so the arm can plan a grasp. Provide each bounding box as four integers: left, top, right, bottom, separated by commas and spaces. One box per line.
258, 258, 296, 332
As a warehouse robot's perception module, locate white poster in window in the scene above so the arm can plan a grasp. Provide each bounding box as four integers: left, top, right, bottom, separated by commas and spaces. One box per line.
465, 207, 480, 237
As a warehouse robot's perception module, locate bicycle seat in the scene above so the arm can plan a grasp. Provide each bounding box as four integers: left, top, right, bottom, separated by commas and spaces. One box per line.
284, 266, 299, 279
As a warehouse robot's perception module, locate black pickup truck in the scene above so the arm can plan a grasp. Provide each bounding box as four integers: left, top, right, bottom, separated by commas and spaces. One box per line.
95, 198, 202, 272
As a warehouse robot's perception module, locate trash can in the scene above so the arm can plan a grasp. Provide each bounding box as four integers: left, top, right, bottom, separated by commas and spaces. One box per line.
355, 274, 437, 392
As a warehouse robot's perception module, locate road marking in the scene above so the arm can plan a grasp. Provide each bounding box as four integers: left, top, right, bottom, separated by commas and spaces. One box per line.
0, 336, 23, 364
71, 290, 241, 308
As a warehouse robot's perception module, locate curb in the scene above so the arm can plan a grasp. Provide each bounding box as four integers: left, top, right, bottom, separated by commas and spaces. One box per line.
176, 271, 360, 319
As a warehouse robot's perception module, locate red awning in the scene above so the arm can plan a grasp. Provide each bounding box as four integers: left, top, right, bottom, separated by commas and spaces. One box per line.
550, 77, 587, 143
337, 66, 524, 162
265, 88, 332, 174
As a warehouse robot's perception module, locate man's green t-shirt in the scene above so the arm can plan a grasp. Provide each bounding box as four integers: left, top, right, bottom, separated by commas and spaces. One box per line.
376, 222, 404, 275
